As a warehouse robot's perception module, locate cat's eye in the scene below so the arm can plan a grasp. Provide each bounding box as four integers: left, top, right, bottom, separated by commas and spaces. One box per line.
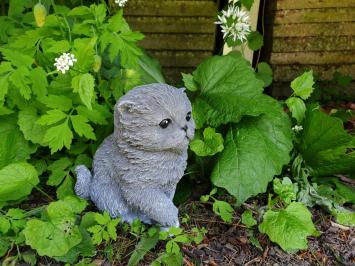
186, 112, 192, 121
159, 118, 171, 128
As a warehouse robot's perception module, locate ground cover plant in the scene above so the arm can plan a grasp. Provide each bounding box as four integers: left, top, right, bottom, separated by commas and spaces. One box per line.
0, 0, 354, 265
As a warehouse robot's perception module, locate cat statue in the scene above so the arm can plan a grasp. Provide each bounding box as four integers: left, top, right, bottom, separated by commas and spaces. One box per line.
75, 83, 195, 228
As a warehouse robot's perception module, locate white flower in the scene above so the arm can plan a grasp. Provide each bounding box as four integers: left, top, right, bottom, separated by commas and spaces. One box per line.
115, 0, 128, 7
215, 5, 251, 43
229, 0, 239, 4
292, 125, 303, 133
54, 53, 77, 74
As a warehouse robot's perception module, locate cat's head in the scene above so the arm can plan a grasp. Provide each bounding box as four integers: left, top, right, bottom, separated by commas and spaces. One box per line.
114, 83, 195, 153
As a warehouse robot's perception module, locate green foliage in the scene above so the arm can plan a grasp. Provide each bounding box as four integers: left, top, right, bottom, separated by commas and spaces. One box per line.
190, 127, 224, 156
290, 70, 315, 100
87, 212, 120, 245
247, 31, 263, 51
200, 189, 234, 223
255, 62, 273, 87
241, 210, 257, 228
259, 202, 318, 252
273, 177, 298, 205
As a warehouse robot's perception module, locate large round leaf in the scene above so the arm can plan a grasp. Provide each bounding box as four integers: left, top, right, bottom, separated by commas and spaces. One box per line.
211, 96, 293, 204
0, 162, 39, 203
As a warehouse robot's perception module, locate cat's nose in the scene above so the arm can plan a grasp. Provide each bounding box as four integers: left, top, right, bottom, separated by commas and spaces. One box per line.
182, 125, 188, 132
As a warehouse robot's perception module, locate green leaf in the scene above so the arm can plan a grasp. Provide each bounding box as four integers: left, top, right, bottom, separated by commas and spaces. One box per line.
273, 177, 298, 205
247, 31, 263, 51
76, 105, 108, 125
18, 107, 48, 145
137, 51, 165, 84
259, 202, 318, 252
71, 73, 95, 110
334, 208, 355, 226
38, 95, 73, 111
190, 127, 224, 156
300, 106, 355, 176
0, 115, 35, 169
9, 67, 31, 100
128, 232, 159, 266
0, 162, 39, 203
0, 217, 11, 234
70, 115, 96, 140
211, 97, 293, 204
43, 120, 73, 153
46, 40, 70, 53
240, 0, 254, 10
192, 54, 265, 127
241, 210, 257, 228
0, 48, 33, 67
0, 75, 10, 101
29, 67, 48, 97
56, 176, 75, 200
212, 200, 234, 223
290, 70, 315, 100
255, 62, 273, 88
47, 157, 72, 186
37, 109, 67, 125
73, 38, 97, 72
286, 97, 306, 124
182, 73, 198, 92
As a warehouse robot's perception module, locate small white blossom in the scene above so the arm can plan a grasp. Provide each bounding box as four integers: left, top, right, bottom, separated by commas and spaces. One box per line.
115, 0, 128, 7
54, 53, 77, 74
292, 125, 303, 133
229, 0, 239, 4
215, 5, 251, 43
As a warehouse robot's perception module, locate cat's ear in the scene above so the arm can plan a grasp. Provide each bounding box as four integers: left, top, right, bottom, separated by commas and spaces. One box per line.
116, 100, 137, 115
179, 87, 186, 92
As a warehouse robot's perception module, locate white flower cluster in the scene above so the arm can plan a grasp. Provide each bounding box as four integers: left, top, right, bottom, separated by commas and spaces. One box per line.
115, 0, 128, 7
292, 125, 303, 133
215, 4, 251, 43
54, 53, 77, 74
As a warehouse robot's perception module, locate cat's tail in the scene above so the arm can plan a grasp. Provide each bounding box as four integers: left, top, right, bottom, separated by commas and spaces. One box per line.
75, 165, 92, 199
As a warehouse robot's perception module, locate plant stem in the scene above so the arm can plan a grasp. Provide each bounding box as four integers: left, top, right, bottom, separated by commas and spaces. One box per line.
34, 185, 54, 201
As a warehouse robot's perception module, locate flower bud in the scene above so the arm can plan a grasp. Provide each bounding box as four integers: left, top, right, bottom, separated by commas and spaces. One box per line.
93, 55, 102, 73
33, 3, 47, 28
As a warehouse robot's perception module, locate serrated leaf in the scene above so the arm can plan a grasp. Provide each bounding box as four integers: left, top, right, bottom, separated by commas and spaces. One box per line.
0, 162, 39, 203
211, 97, 293, 204
290, 71, 315, 100
71, 73, 95, 110
43, 120, 73, 153
273, 177, 298, 205
37, 109, 67, 125
0, 115, 35, 169
286, 97, 306, 124
18, 107, 48, 145
9, 67, 31, 99
0, 74, 10, 101
29, 67, 48, 97
182, 73, 198, 92
38, 95, 73, 111
259, 202, 318, 252
0, 48, 33, 67
213, 200, 234, 223
247, 31, 263, 51
192, 54, 265, 127
137, 51, 165, 84
56, 175, 75, 200
334, 208, 355, 226
255, 62, 273, 87
46, 40, 70, 53
73, 38, 97, 72
0, 217, 11, 234
190, 127, 224, 156
76, 105, 108, 125
241, 210, 257, 228
70, 115, 96, 140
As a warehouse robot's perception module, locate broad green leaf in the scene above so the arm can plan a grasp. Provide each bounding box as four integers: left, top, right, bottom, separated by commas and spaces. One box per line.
0, 162, 39, 203
107, 9, 125, 32
211, 97, 293, 204
190, 127, 224, 156
334, 208, 355, 226
182, 73, 198, 92
71, 73, 95, 110
70, 115, 96, 140
0, 217, 11, 234
43, 120, 73, 153
9, 67, 31, 99
241, 210, 257, 228
37, 109, 67, 125
0, 115, 35, 169
300, 106, 355, 176
73, 37, 97, 72
8, 0, 27, 18
38, 95, 73, 111
247, 31, 263, 51
29, 67, 48, 97
0, 106, 13, 116
290, 70, 315, 100
0, 75, 10, 101
240, 0, 254, 10
76, 105, 108, 125
0, 48, 33, 67
286, 97, 306, 124
213, 200, 234, 223
18, 107, 48, 145
255, 62, 273, 87
259, 202, 318, 252
67, 6, 91, 16
47, 157, 72, 186
192, 54, 265, 127
138, 52, 165, 84
46, 40, 71, 53
273, 177, 298, 205
91, 4, 106, 23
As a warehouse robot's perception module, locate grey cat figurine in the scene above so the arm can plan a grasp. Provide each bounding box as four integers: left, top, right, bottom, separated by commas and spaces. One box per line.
75, 83, 195, 228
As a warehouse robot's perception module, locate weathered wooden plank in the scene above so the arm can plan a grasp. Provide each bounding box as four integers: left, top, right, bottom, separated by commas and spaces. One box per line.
270, 51, 355, 65
140, 34, 215, 50
271, 36, 355, 52
270, 22, 355, 37
126, 16, 216, 33
272, 64, 355, 82
163, 67, 195, 85
125, 1, 218, 17
271, 0, 355, 10
272, 8, 355, 24
149, 51, 212, 67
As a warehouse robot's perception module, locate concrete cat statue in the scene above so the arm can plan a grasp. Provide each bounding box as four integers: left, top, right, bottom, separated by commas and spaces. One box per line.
75, 83, 195, 228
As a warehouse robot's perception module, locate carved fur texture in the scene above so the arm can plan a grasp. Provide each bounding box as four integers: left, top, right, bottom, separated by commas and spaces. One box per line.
75, 83, 195, 227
